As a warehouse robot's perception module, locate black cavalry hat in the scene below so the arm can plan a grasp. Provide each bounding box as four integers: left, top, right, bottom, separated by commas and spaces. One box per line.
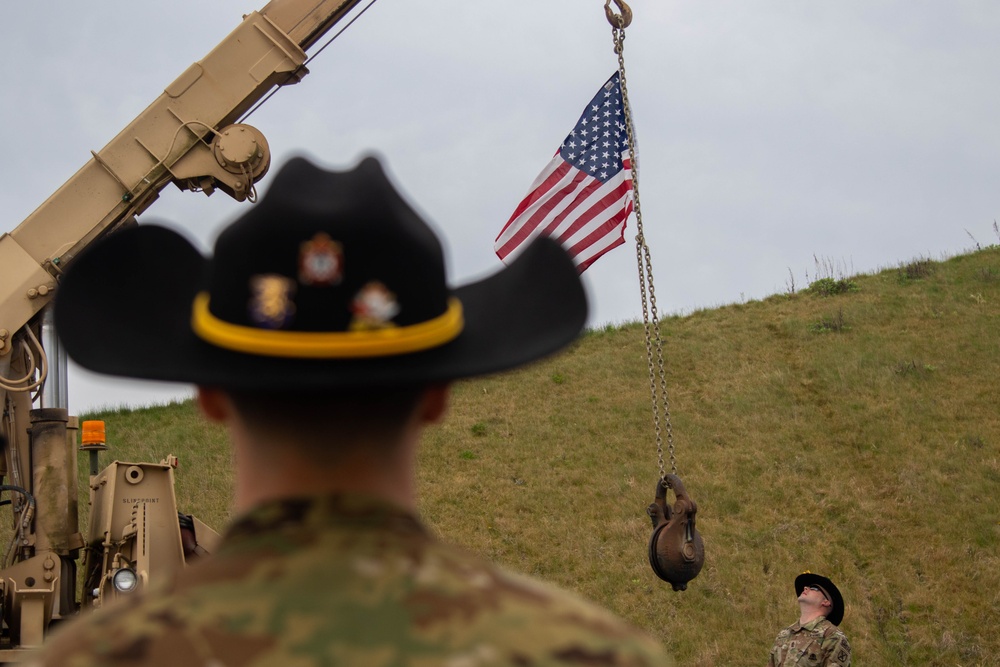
54, 155, 588, 389
795, 572, 845, 626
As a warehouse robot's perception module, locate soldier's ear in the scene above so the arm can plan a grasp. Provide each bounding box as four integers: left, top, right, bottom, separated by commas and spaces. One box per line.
196, 386, 234, 423
418, 383, 451, 425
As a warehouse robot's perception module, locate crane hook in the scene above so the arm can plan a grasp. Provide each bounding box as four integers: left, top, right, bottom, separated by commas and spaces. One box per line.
604, 0, 633, 29
646, 474, 705, 591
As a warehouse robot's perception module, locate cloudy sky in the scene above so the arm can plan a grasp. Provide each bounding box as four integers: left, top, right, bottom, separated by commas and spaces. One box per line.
2, 1, 999, 412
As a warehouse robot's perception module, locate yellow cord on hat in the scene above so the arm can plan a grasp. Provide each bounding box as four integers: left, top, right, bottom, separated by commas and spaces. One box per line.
191, 293, 464, 358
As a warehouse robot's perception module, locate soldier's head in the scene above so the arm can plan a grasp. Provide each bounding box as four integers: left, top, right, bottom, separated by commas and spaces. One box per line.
55, 155, 588, 452
794, 572, 844, 625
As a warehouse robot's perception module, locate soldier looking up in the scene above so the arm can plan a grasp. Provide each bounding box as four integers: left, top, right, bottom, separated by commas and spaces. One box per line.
768, 572, 852, 667
31, 155, 672, 666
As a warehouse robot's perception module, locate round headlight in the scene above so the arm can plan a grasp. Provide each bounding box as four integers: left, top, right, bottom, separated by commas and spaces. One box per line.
112, 568, 138, 593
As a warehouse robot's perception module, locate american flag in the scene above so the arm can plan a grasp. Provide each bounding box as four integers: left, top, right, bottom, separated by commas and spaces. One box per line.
494, 72, 633, 273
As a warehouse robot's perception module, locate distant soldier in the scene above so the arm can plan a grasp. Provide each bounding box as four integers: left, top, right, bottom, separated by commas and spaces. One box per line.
31, 155, 672, 666
769, 572, 851, 667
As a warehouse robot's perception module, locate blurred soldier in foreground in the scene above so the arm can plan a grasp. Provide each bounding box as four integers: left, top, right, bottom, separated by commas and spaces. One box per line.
31, 155, 672, 666
768, 572, 851, 667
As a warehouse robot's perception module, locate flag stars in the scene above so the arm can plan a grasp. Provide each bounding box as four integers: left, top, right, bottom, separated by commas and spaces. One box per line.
555, 73, 630, 180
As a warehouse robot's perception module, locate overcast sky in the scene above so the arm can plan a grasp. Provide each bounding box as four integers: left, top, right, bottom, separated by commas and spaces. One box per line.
3, 1, 999, 413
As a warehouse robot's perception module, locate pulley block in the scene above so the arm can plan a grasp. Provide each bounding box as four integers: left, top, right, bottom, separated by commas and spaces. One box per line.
646, 474, 704, 591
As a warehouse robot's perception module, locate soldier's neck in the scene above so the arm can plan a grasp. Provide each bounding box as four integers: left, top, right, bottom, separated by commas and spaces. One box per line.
231, 430, 419, 514
798, 605, 825, 626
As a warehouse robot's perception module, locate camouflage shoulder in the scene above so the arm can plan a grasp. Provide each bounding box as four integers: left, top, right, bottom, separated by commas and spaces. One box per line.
484, 569, 673, 665
819, 619, 848, 642
23, 593, 218, 667
813, 620, 850, 667
830, 629, 851, 667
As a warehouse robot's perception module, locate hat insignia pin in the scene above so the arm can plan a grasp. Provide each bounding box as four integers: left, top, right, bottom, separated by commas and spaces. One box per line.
349, 281, 400, 330
299, 232, 344, 286
248, 274, 297, 329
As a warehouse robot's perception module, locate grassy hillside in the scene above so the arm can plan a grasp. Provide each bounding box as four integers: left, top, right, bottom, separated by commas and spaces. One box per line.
77, 246, 1000, 666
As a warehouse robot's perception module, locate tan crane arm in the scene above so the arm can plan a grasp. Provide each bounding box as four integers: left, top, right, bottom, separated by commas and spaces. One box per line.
0, 0, 363, 356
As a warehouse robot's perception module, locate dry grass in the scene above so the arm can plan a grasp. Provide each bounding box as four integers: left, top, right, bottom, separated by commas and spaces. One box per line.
73, 246, 1000, 666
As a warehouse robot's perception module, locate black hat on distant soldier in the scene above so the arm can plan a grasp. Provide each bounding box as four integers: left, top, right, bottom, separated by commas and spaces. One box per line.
54, 155, 587, 389
795, 572, 845, 626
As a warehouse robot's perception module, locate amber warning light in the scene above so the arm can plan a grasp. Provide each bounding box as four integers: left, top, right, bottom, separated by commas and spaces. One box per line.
81, 420, 106, 446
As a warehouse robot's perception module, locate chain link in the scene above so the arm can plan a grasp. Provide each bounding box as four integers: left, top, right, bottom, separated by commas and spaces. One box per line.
611, 18, 676, 483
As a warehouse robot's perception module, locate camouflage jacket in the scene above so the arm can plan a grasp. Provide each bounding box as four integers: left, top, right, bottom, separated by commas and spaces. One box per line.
768, 616, 851, 667
29, 494, 672, 666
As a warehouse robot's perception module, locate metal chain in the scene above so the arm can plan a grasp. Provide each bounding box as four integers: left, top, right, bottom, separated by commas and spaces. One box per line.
608, 3, 676, 482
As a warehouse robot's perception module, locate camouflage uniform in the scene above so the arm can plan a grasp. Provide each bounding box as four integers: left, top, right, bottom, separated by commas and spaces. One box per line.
30, 494, 672, 666
768, 616, 851, 667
